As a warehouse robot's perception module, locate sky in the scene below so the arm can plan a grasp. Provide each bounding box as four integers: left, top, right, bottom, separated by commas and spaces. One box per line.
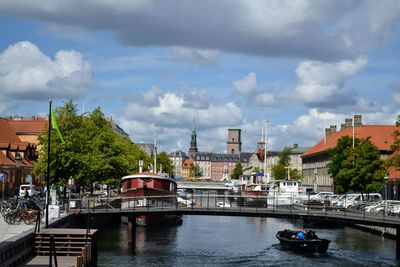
0, 0, 400, 154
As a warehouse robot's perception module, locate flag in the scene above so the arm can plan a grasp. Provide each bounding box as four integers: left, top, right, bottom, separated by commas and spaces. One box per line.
51, 106, 65, 144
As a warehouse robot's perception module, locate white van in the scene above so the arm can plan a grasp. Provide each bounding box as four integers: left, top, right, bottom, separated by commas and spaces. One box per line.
19, 184, 35, 197
343, 193, 382, 208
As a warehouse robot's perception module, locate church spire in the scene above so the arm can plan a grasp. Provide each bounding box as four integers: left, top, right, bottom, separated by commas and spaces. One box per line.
189, 118, 198, 159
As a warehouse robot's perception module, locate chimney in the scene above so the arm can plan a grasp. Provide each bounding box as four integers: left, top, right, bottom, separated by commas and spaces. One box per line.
330, 125, 337, 134
341, 123, 346, 130
345, 118, 353, 128
325, 128, 331, 136
354, 115, 362, 128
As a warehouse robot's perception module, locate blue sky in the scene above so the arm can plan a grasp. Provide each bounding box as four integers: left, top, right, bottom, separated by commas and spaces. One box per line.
0, 1, 399, 153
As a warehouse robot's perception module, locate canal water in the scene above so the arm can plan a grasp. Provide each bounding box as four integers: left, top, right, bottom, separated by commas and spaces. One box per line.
97, 215, 398, 266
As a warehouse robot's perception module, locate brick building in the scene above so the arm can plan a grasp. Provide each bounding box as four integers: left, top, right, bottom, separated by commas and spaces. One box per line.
0, 117, 47, 196
302, 115, 398, 192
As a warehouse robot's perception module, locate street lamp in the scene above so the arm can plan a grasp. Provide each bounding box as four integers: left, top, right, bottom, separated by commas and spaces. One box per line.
313, 169, 318, 193
14, 151, 22, 192
384, 176, 388, 214
0, 169, 4, 201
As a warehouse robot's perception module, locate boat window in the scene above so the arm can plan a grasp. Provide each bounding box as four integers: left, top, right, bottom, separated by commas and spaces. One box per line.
127, 180, 131, 189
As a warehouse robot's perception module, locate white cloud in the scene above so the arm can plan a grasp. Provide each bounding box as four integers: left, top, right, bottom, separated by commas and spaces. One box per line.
251, 93, 277, 106
292, 57, 368, 107
233, 72, 257, 95
124, 87, 243, 129
0, 41, 97, 100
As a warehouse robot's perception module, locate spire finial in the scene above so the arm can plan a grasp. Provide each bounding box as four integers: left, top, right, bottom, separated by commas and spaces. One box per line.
192, 117, 196, 132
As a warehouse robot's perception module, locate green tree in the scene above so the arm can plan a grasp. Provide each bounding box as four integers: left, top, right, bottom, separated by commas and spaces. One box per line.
387, 115, 400, 174
328, 136, 384, 194
33, 100, 152, 188
157, 151, 174, 177
327, 136, 357, 193
231, 163, 243, 180
271, 147, 291, 180
189, 164, 202, 178
290, 169, 302, 180
348, 138, 385, 193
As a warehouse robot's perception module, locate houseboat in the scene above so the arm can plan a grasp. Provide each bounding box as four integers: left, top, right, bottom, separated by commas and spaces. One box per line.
121, 171, 182, 226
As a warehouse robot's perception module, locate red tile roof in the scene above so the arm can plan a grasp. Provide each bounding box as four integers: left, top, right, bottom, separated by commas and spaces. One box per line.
302, 125, 399, 158
0, 118, 22, 143
0, 152, 15, 166
8, 118, 48, 134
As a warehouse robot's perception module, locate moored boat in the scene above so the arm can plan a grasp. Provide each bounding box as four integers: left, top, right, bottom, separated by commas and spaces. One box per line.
121, 171, 182, 226
276, 230, 331, 253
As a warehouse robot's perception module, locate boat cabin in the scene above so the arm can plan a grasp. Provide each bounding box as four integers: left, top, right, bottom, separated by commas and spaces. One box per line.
277, 180, 300, 194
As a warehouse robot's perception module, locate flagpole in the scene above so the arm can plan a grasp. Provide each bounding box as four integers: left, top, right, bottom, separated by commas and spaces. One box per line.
46, 100, 52, 228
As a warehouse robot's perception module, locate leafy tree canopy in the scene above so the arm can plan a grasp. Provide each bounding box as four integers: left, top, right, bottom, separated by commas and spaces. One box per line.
328, 136, 384, 194
157, 151, 174, 177
33, 100, 152, 187
189, 164, 202, 178
231, 163, 243, 180
272, 147, 297, 180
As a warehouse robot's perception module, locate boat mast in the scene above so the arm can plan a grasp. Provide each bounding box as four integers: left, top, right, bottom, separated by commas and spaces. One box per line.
264, 118, 268, 183
154, 133, 157, 173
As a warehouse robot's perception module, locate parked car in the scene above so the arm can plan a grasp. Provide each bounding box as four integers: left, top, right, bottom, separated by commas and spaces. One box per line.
365, 201, 385, 213
331, 194, 347, 207
177, 197, 194, 207
343, 193, 382, 209
217, 201, 231, 208
389, 204, 400, 216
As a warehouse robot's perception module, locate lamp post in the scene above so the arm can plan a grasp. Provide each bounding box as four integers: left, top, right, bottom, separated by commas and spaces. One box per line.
14, 152, 22, 194
313, 168, 318, 193
384, 176, 388, 214
0, 170, 4, 201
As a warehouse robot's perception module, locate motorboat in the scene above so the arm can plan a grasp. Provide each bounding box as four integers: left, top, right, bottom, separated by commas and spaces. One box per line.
276, 230, 331, 253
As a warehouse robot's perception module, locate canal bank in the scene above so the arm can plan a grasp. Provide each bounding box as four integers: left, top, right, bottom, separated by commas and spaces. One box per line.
0, 211, 118, 267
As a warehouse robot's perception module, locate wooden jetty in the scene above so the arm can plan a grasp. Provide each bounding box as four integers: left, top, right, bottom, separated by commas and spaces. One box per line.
22, 228, 97, 267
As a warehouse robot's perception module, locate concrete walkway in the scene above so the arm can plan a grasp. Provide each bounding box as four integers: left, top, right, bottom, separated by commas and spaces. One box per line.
0, 212, 67, 243
0, 215, 37, 242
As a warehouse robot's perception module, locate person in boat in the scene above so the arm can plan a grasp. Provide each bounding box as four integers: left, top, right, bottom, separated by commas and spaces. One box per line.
311, 231, 318, 239
282, 229, 290, 238
305, 230, 312, 239
296, 231, 305, 240
304, 230, 318, 239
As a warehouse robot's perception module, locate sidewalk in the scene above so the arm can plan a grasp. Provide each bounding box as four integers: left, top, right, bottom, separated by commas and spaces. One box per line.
0, 210, 68, 243
0, 215, 36, 242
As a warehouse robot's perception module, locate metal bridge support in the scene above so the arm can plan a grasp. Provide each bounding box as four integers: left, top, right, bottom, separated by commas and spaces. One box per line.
128, 217, 136, 243
396, 227, 400, 260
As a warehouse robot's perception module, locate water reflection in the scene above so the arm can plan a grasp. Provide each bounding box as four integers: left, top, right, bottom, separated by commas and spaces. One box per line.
98, 216, 398, 267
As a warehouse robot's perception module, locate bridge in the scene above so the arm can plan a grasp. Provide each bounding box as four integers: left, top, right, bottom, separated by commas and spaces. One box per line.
176, 181, 231, 191
72, 193, 400, 259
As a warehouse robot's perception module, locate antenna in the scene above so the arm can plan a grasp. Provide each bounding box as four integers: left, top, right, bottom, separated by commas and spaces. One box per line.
154, 132, 157, 173
352, 113, 355, 148
264, 116, 269, 183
